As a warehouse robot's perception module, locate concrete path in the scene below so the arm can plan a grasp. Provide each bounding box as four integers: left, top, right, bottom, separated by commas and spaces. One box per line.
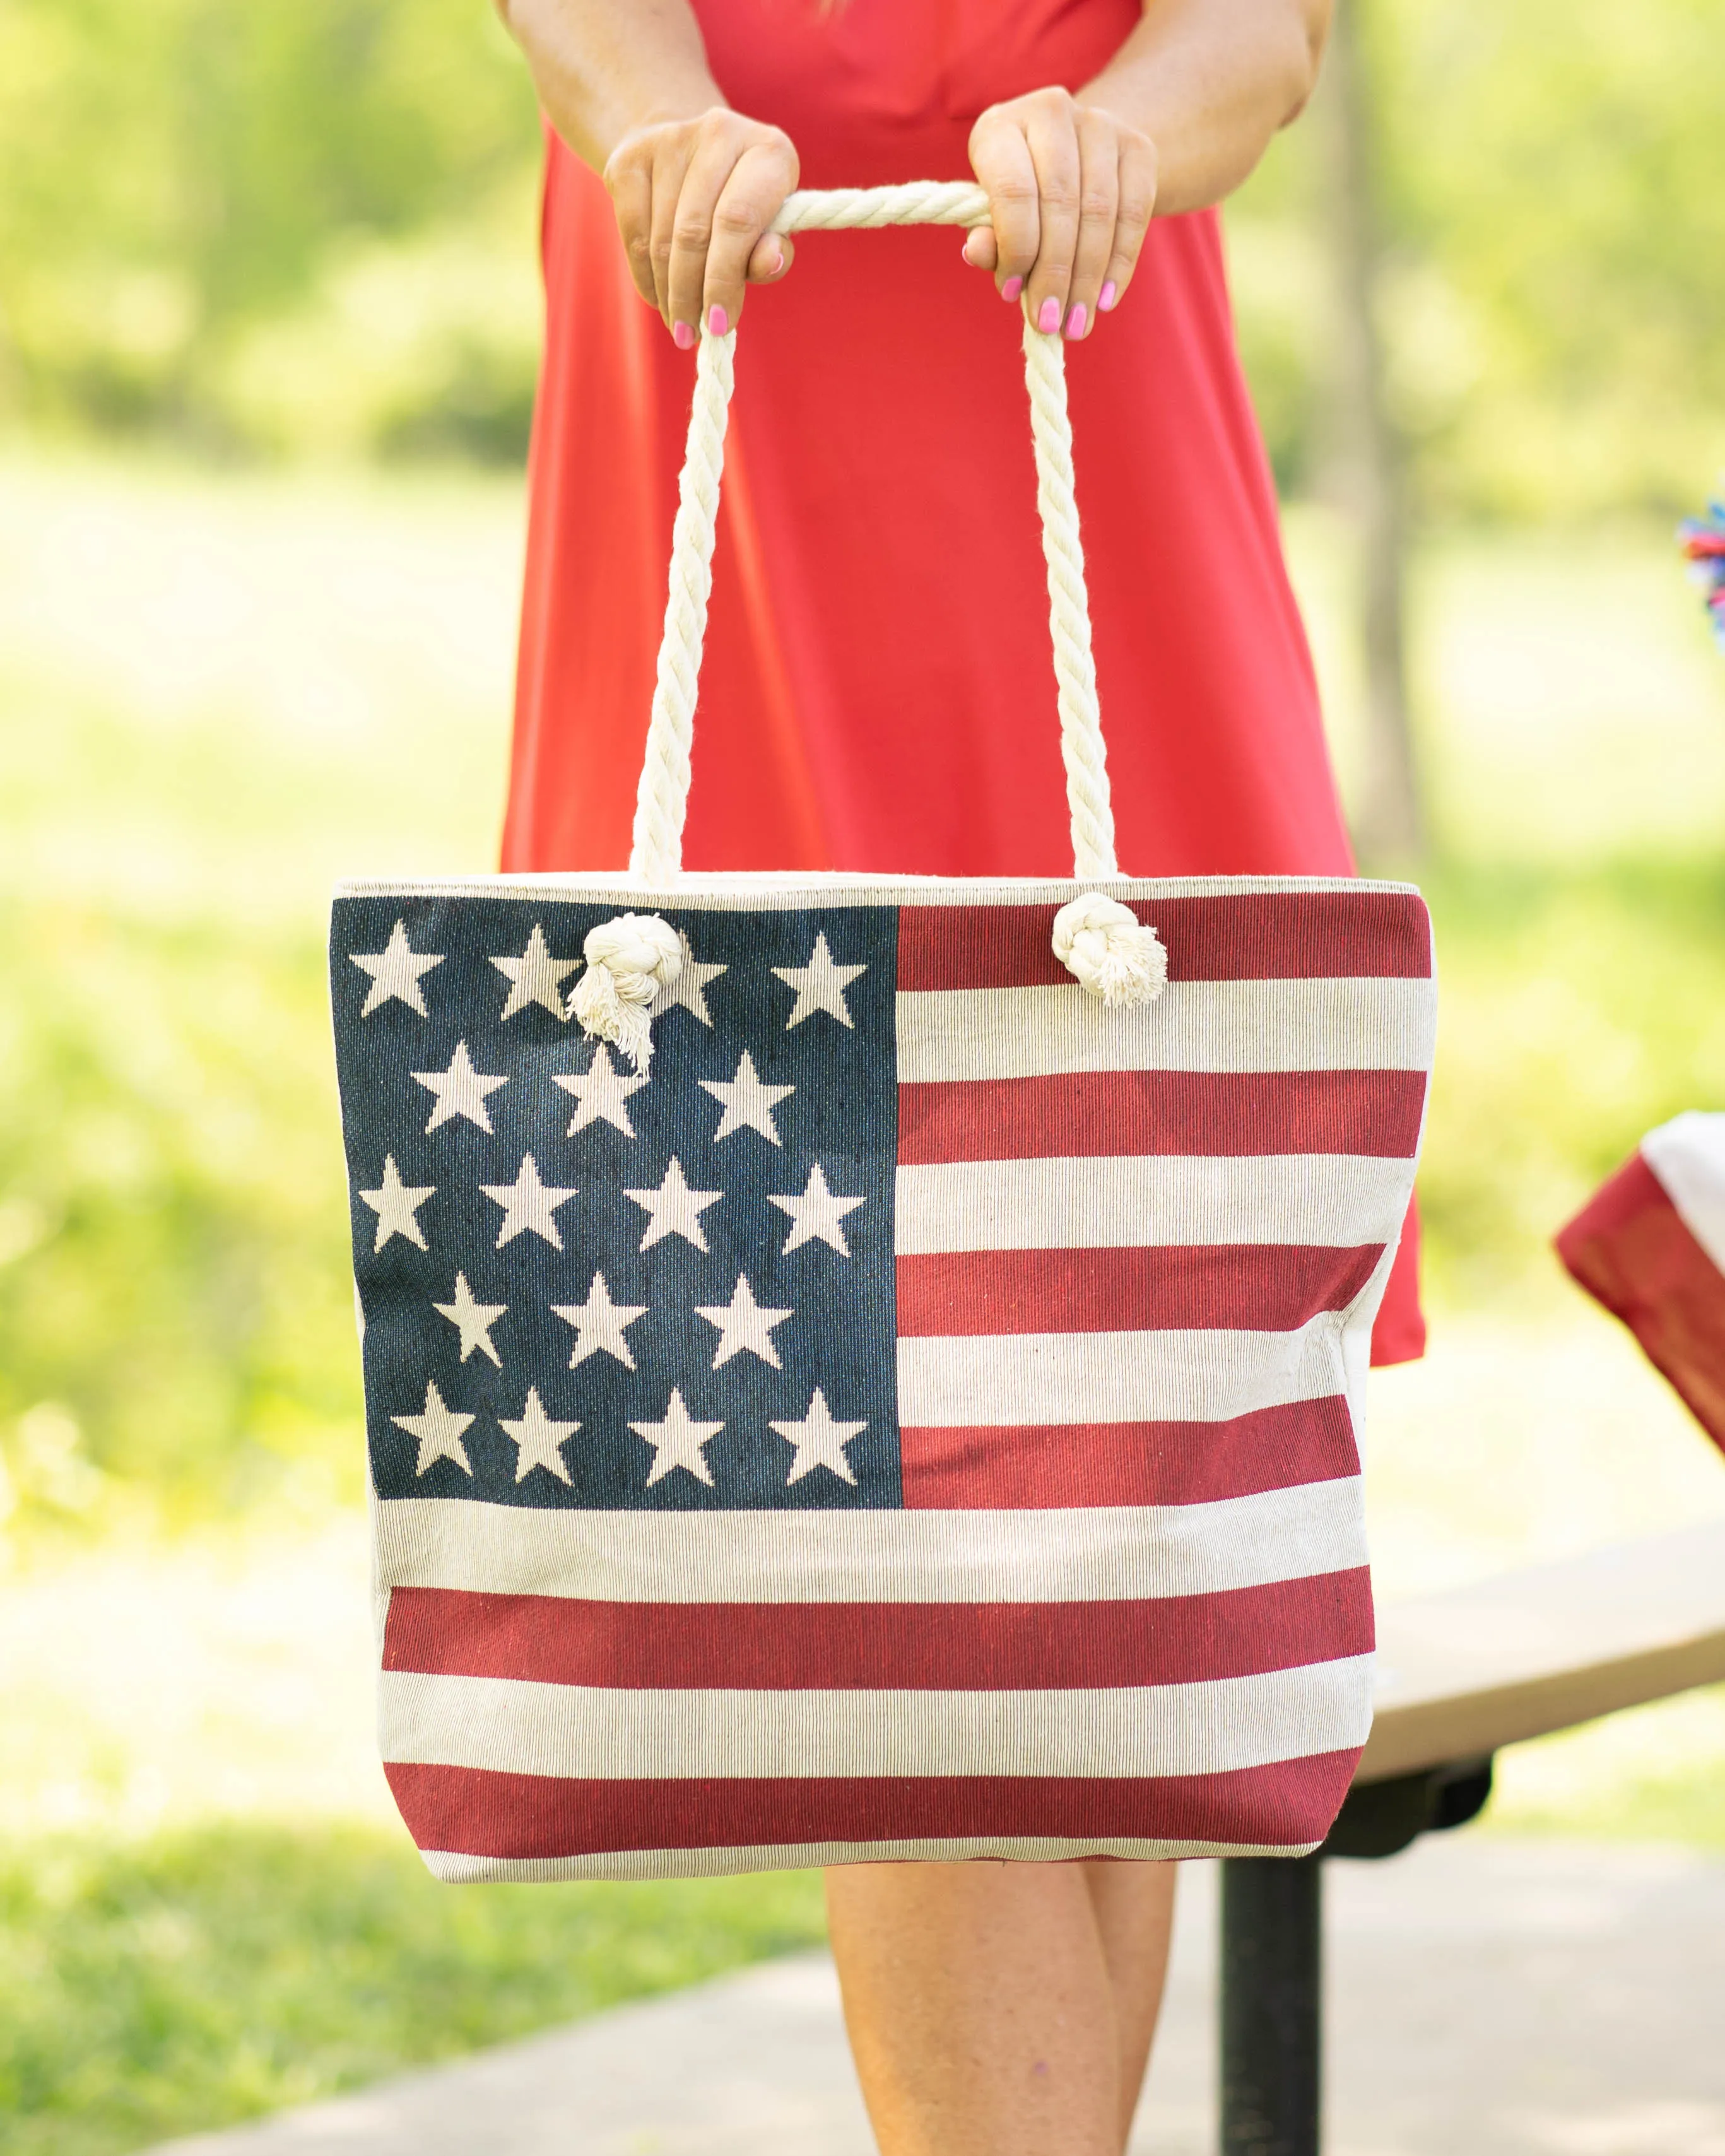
151, 1835, 1725, 2156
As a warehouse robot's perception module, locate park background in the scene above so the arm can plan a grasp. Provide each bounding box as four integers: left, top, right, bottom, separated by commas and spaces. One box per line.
2, 1, 1724, 2149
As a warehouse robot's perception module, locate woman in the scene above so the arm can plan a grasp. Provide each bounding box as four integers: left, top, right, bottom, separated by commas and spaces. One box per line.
493, 3, 1421, 2149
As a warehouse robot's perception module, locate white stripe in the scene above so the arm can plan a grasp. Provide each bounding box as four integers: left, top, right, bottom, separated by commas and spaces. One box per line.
381, 1659, 1374, 1782
422, 1834, 1324, 1880
1642, 1111, 1725, 1276
896, 1154, 1415, 1253
897, 1314, 1347, 1427
375, 1476, 1367, 1606
896, 980, 1436, 1081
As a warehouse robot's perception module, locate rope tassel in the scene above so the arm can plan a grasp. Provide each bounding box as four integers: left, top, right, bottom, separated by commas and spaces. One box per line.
1052, 893, 1167, 1008
569, 914, 684, 1071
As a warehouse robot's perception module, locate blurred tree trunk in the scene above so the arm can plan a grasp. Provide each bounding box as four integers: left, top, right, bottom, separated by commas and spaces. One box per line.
1319, 0, 1426, 865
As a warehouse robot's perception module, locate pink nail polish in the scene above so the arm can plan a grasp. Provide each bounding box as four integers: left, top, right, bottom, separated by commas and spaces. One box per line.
1099, 280, 1119, 313
707, 303, 729, 337
1037, 297, 1061, 335
1001, 275, 1023, 303
673, 321, 695, 351
1064, 302, 1087, 340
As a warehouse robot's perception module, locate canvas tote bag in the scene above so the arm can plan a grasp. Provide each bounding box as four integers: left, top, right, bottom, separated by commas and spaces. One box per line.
330, 184, 1437, 1882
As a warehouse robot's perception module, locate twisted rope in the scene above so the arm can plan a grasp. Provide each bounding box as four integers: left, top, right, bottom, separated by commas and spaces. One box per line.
772, 181, 991, 233
1020, 314, 1117, 879
627, 183, 1121, 882
629, 326, 734, 883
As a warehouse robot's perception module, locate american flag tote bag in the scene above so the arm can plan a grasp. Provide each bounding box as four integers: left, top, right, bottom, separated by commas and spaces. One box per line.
330, 186, 1437, 1882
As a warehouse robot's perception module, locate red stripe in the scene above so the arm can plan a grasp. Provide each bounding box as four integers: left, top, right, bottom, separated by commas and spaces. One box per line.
384, 1570, 1372, 1692
900, 1395, 1360, 1509
1557, 1150, 1725, 1454
897, 893, 1432, 991
898, 1069, 1427, 1164
384, 1750, 1360, 1859
895, 1244, 1385, 1336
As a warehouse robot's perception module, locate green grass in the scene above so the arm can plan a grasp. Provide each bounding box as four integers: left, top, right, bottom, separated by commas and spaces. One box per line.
0, 1823, 825, 2156
1415, 857, 1725, 1307
1487, 1684, 1725, 1849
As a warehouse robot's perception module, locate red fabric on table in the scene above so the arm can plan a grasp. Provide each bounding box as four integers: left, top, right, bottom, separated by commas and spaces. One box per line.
1557, 1150, 1725, 1453
501, 0, 1424, 1365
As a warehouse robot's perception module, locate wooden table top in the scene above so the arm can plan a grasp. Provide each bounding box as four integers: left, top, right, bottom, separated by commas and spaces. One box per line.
1357, 1520, 1725, 1783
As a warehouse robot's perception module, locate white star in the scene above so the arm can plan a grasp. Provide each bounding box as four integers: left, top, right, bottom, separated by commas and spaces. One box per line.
351, 919, 444, 1018
695, 1272, 794, 1370
480, 1153, 580, 1250
497, 1387, 580, 1485
551, 1271, 648, 1369
630, 1389, 724, 1488
770, 1387, 867, 1486
769, 1162, 866, 1256
491, 922, 580, 1022
433, 1272, 507, 1366
358, 1155, 435, 1252
623, 1156, 724, 1252
391, 1379, 474, 1477
700, 1049, 794, 1146
772, 933, 867, 1030
412, 1040, 509, 1134
651, 933, 727, 1028
552, 1045, 648, 1138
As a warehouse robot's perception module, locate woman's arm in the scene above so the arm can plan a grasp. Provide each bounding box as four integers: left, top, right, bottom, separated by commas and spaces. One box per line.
1093, 0, 1331, 217
964, 0, 1333, 338
493, 0, 798, 344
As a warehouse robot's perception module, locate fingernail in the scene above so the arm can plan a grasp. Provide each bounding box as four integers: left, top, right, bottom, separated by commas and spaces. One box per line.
673, 321, 695, 350
1064, 302, 1087, 340
1099, 280, 1119, 313
1037, 297, 1061, 335
1001, 274, 1023, 303
707, 304, 729, 337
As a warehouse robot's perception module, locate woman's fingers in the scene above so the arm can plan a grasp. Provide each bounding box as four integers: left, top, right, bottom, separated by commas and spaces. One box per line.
702, 135, 799, 332
749, 230, 794, 285
665, 124, 743, 338
969, 106, 1042, 304
605, 109, 797, 344
967, 91, 1158, 334
1021, 95, 1082, 335
645, 130, 698, 329
1063, 107, 1121, 339
961, 225, 999, 276
606, 151, 659, 312
1100, 131, 1159, 314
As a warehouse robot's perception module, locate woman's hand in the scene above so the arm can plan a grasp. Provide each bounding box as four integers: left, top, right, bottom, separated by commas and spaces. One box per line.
964, 88, 1158, 339
602, 107, 799, 346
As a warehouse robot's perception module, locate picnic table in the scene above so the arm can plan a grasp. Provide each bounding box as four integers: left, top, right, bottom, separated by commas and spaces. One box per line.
1220, 1517, 1725, 2155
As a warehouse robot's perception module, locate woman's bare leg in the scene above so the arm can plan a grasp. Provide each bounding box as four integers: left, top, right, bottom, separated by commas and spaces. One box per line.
1085, 1861, 1178, 2147
825, 1860, 1177, 2156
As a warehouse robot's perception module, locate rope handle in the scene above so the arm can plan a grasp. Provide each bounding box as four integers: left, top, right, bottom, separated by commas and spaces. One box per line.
626, 181, 1122, 887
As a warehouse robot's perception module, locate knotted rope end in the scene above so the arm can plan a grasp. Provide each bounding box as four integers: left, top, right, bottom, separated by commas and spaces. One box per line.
1052, 893, 1167, 1010
568, 912, 684, 1071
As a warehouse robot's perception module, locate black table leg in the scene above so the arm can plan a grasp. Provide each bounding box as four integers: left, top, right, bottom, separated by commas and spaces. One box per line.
1219, 1854, 1322, 2156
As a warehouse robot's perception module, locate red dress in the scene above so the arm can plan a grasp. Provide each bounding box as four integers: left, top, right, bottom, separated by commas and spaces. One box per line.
502, 0, 1425, 1362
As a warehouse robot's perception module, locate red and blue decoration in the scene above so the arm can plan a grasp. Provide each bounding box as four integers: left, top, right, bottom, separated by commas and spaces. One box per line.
1679, 498, 1725, 652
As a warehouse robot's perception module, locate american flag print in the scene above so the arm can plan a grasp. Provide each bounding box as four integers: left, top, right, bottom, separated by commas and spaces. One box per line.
331, 876, 1435, 1880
